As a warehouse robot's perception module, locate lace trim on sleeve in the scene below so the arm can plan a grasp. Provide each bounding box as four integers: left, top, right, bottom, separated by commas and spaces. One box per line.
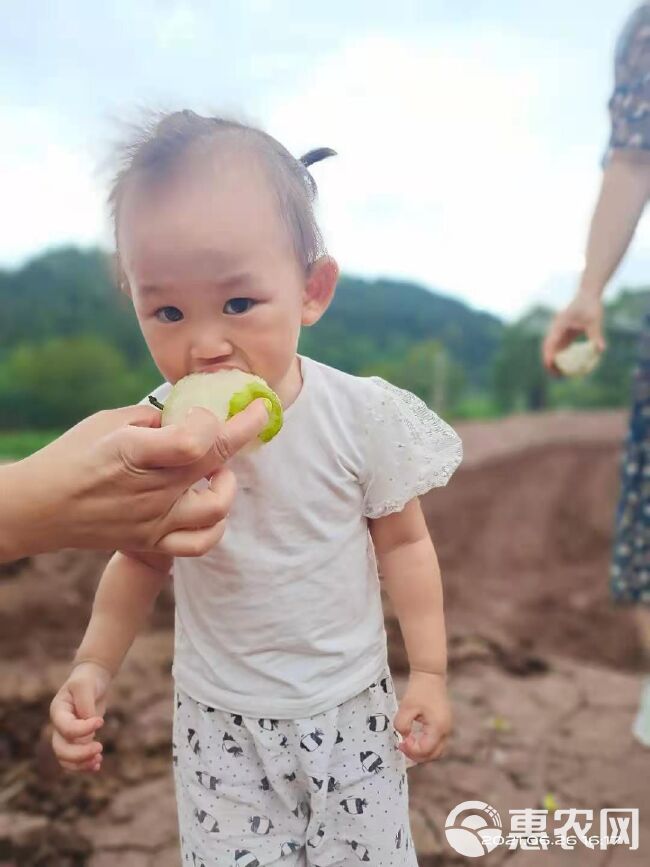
362, 377, 463, 519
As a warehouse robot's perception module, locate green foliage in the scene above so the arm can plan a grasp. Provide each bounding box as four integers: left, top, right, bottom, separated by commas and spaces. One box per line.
300, 276, 503, 387
358, 340, 466, 415
491, 308, 550, 412
451, 393, 501, 421
0, 336, 160, 429
0, 430, 62, 460
0, 246, 504, 434
491, 296, 645, 413
2, 336, 123, 427
2, 244, 648, 446
0, 246, 148, 366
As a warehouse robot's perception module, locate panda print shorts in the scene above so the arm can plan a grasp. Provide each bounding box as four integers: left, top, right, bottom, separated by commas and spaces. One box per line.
172, 667, 418, 866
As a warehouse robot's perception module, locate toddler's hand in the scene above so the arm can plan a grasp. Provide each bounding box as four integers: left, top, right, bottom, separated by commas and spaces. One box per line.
393, 670, 452, 764
50, 661, 112, 773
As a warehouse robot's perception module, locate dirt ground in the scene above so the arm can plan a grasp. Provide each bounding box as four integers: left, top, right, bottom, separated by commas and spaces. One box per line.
1, 409, 649, 866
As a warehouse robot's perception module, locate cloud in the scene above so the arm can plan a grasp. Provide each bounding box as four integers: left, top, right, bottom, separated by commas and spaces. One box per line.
1, 0, 648, 319
265, 29, 632, 318
0, 109, 107, 264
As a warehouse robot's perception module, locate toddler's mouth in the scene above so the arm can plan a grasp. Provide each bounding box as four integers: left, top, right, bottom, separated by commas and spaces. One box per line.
195, 363, 244, 374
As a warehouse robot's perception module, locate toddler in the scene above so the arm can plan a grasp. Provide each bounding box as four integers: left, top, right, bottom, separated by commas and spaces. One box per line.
49, 110, 463, 865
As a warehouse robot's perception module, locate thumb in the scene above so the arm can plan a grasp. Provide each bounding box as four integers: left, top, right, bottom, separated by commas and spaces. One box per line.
122, 400, 270, 474
221, 398, 271, 454
394, 703, 419, 737
586, 322, 606, 353
181, 399, 271, 482
70, 678, 97, 721
542, 323, 566, 371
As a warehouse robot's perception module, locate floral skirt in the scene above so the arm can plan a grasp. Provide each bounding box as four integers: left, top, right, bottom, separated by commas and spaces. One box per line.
611, 317, 650, 606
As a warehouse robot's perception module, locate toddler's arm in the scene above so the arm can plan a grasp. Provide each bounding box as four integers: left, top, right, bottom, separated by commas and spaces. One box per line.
74, 550, 172, 674
369, 497, 451, 764
49, 550, 171, 772
370, 499, 446, 676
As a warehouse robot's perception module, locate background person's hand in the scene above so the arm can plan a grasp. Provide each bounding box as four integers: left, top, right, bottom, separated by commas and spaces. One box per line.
542, 290, 606, 374
2, 398, 269, 560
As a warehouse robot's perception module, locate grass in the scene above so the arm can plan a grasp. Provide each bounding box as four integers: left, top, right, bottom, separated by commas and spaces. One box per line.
450, 394, 502, 421
0, 430, 63, 461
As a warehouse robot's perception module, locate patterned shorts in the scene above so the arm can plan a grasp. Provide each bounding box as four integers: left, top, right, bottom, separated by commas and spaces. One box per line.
172, 668, 418, 865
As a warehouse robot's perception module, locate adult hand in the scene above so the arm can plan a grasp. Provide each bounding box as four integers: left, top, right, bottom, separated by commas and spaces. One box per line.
0, 399, 269, 561
542, 290, 606, 374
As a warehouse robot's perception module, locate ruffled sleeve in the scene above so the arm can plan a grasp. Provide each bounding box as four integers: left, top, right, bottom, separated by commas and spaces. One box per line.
360, 376, 463, 519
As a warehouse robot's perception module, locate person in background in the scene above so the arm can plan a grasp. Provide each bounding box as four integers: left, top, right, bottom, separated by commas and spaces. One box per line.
543, 2, 650, 746
0, 399, 269, 563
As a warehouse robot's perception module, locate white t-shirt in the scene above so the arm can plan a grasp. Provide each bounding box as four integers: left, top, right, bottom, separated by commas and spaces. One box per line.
144, 354, 462, 718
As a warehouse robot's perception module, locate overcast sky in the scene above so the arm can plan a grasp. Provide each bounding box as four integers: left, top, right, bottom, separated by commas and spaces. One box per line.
1, 0, 646, 320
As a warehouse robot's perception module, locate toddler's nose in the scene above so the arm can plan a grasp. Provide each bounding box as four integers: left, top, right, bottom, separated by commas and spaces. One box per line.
191, 327, 233, 365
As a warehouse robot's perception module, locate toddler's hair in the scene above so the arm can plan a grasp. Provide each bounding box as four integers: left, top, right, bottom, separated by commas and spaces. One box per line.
108, 110, 336, 275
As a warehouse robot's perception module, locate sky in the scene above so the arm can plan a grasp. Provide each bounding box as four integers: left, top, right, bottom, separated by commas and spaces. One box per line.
1, 0, 647, 321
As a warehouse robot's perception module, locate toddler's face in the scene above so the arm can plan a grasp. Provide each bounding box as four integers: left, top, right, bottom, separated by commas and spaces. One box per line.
118, 152, 309, 391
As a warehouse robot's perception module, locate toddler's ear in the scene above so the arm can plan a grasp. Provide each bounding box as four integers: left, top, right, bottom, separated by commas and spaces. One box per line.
302, 256, 339, 326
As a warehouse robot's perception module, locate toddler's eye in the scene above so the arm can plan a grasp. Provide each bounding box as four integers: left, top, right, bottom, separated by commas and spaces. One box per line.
155, 306, 184, 323
224, 298, 256, 315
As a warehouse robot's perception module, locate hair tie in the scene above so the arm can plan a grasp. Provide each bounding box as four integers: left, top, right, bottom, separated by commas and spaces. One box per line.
299, 148, 337, 167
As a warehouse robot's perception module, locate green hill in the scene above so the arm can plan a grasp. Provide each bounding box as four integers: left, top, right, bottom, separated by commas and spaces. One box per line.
0, 246, 504, 428
2, 244, 648, 440
301, 275, 503, 388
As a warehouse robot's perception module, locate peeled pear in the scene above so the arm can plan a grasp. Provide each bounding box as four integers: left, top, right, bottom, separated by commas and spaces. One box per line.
554, 339, 600, 378
149, 370, 283, 449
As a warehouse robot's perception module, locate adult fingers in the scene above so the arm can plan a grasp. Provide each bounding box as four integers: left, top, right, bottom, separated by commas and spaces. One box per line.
110, 404, 162, 428
118, 410, 218, 471
542, 324, 560, 371
155, 517, 230, 558
162, 469, 237, 535
156, 468, 238, 556
180, 400, 271, 483
121, 400, 268, 474
586, 320, 607, 353
82, 404, 162, 439
542, 320, 578, 372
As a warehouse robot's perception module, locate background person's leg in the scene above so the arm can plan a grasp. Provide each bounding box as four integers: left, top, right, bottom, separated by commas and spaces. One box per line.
633, 607, 650, 745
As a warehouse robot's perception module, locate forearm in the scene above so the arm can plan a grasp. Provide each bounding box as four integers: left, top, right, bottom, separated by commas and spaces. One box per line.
580, 151, 650, 298
0, 459, 62, 562
74, 551, 171, 675
380, 536, 447, 677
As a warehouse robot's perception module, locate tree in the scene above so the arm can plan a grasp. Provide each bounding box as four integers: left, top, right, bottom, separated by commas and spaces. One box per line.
0, 336, 145, 429
491, 308, 552, 412
359, 339, 466, 414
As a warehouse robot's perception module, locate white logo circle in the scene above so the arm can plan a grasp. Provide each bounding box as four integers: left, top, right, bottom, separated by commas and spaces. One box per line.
444, 800, 503, 857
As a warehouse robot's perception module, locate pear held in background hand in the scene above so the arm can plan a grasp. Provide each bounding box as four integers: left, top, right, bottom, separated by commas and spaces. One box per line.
553, 339, 600, 378
149, 370, 283, 453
